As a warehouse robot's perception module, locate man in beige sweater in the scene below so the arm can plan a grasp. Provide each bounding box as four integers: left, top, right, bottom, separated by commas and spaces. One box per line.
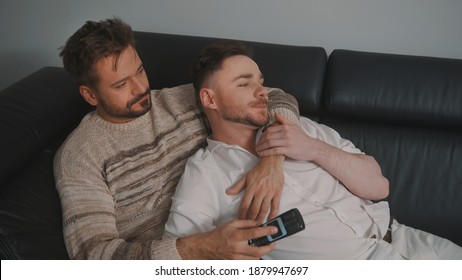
54, 17, 300, 259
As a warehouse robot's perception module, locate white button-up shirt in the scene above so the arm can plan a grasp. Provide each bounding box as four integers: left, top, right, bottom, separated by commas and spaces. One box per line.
164, 117, 391, 259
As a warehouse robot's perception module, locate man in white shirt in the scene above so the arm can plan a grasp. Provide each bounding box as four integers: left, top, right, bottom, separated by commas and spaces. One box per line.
164, 41, 462, 259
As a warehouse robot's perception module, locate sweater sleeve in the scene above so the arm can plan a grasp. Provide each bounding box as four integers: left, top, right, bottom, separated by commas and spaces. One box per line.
267, 87, 300, 126
54, 142, 182, 260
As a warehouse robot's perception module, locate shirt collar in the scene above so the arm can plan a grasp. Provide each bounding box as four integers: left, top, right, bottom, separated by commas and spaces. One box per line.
206, 127, 264, 153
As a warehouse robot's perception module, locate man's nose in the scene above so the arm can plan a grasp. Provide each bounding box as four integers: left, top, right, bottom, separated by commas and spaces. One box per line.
256, 84, 268, 99
131, 77, 146, 95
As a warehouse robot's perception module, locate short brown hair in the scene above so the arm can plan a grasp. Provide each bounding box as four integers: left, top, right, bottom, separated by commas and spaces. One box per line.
59, 17, 135, 87
192, 41, 253, 95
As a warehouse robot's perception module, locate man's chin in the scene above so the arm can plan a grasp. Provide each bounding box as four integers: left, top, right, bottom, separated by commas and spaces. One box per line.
139, 97, 151, 109
251, 119, 269, 128
129, 105, 151, 118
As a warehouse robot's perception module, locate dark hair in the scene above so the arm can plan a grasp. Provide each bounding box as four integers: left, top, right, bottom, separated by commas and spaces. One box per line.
59, 17, 135, 87
192, 40, 253, 95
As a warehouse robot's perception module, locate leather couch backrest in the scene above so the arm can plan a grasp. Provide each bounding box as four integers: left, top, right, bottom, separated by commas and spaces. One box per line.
321, 49, 462, 245
324, 49, 462, 130
134, 31, 327, 117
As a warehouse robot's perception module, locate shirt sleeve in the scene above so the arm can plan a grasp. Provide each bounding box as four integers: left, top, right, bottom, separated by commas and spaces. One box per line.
299, 117, 363, 154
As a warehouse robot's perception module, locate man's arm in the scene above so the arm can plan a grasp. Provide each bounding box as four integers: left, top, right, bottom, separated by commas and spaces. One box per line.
176, 220, 276, 259
54, 143, 183, 260
55, 171, 183, 259
256, 114, 389, 200
226, 88, 300, 222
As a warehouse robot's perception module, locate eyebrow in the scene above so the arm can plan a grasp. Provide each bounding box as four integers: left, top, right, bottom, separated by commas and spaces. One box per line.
232, 73, 264, 82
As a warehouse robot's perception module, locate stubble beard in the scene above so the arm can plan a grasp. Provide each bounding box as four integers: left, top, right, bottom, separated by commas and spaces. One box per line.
100, 88, 152, 119
221, 101, 269, 128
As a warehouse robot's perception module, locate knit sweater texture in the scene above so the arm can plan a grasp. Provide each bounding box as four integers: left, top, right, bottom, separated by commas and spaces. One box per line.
54, 84, 299, 259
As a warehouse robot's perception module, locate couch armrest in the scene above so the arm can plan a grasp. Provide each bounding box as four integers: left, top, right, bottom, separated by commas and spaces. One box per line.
0, 67, 92, 259
0, 67, 91, 183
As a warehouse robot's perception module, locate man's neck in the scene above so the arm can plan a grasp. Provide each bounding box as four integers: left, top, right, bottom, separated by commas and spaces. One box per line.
211, 123, 258, 155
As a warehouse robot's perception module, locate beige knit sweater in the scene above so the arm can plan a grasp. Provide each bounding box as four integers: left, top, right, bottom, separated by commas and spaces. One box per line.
54, 84, 299, 259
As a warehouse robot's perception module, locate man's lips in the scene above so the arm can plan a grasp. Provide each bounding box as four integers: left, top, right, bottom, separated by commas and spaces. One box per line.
128, 90, 150, 107
250, 100, 268, 108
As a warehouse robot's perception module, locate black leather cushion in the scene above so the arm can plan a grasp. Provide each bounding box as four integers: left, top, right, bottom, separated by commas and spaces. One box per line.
0, 67, 91, 259
134, 31, 327, 117
0, 67, 92, 184
322, 120, 462, 246
321, 50, 462, 247
0, 150, 69, 259
324, 50, 462, 130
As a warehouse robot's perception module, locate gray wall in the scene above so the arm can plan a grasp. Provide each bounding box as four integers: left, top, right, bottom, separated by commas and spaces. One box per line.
1, 0, 462, 90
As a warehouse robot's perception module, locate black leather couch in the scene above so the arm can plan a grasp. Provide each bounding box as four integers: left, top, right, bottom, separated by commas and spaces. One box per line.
1, 31, 461, 259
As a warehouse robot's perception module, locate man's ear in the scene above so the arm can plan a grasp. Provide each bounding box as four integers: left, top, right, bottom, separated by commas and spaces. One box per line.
79, 85, 98, 106
199, 88, 218, 110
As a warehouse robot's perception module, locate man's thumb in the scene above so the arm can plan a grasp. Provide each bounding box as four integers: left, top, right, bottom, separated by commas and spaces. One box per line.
275, 113, 291, 125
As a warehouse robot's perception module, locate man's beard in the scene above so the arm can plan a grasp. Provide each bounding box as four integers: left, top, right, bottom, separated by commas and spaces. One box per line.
100, 88, 152, 119
221, 100, 269, 128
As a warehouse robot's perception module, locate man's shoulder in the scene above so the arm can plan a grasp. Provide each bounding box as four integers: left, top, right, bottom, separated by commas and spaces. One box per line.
152, 83, 194, 94
151, 84, 201, 119
185, 146, 213, 167
66, 111, 101, 137
55, 111, 104, 158
299, 116, 318, 126
299, 116, 336, 135
151, 84, 195, 103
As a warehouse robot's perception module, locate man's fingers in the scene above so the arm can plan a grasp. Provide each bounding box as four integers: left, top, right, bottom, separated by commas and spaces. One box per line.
228, 219, 277, 240
246, 224, 278, 241
255, 196, 271, 223
244, 192, 265, 221
245, 242, 276, 257
257, 146, 288, 159
226, 176, 246, 195
267, 193, 281, 220
238, 189, 254, 219
274, 113, 292, 125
